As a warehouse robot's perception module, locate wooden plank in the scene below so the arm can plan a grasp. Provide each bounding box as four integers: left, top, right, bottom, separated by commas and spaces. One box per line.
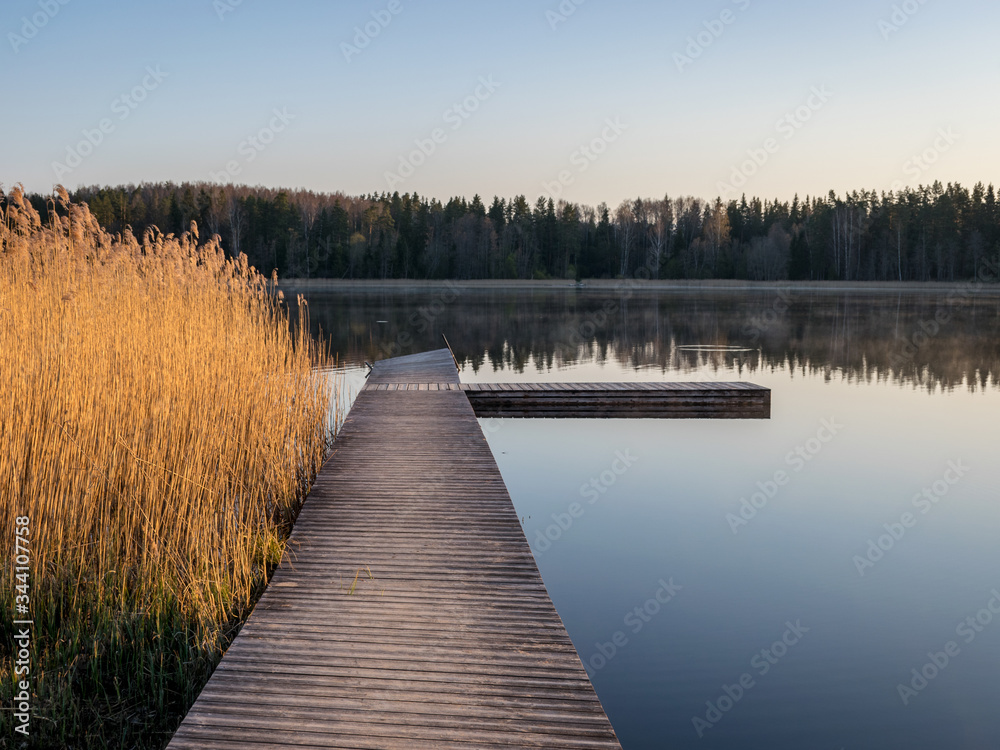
367, 349, 461, 385
460, 381, 768, 393
462, 383, 770, 419
168, 349, 622, 750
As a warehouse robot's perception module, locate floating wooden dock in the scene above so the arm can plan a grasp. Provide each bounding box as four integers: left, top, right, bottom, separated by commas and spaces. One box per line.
168, 349, 770, 749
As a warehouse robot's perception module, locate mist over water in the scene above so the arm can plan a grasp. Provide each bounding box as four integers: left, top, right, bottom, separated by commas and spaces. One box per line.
302, 286, 1000, 391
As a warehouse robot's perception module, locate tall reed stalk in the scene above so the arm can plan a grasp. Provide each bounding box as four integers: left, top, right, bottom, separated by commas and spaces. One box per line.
0, 186, 337, 748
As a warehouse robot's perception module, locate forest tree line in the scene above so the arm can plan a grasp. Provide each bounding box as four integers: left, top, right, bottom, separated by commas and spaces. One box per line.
15, 180, 1000, 282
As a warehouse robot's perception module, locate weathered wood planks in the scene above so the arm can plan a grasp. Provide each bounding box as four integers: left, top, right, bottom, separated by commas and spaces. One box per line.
366, 349, 460, 384
167, 349, 623, 749
168, 348, 771, 748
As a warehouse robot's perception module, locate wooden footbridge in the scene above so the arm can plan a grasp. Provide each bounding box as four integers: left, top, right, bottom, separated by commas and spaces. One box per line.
168, 349, 769, 749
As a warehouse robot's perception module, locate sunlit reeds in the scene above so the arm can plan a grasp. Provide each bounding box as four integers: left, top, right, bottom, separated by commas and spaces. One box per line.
0, 185, 337, 747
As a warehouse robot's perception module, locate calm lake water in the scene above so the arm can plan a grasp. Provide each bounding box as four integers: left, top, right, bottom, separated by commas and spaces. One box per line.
296, 284, 1000, 749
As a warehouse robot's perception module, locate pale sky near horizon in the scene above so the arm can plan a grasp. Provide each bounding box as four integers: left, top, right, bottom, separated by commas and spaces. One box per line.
3, 0, 997, 207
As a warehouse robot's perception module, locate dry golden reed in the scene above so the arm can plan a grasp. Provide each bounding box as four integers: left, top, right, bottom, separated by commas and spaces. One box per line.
0, 185, 336, 747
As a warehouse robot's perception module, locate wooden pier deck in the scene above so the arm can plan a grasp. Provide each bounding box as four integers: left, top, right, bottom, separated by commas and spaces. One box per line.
167, 350, 624, 749
168, 349, 771, 749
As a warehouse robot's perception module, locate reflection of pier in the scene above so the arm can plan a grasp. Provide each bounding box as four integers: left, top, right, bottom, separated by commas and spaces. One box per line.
168, 349, 769, 749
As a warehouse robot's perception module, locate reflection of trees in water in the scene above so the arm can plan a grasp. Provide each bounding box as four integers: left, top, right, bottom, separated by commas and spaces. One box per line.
298, 288, 1000, 392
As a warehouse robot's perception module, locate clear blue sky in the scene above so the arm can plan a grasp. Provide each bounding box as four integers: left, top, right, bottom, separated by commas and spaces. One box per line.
3, 0, 996, 206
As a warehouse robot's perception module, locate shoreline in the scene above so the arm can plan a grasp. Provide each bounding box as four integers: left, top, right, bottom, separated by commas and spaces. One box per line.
278, 278, 1000, 295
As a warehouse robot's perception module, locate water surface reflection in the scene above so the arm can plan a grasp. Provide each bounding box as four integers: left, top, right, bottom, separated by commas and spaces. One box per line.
300, 286, 1000, 749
